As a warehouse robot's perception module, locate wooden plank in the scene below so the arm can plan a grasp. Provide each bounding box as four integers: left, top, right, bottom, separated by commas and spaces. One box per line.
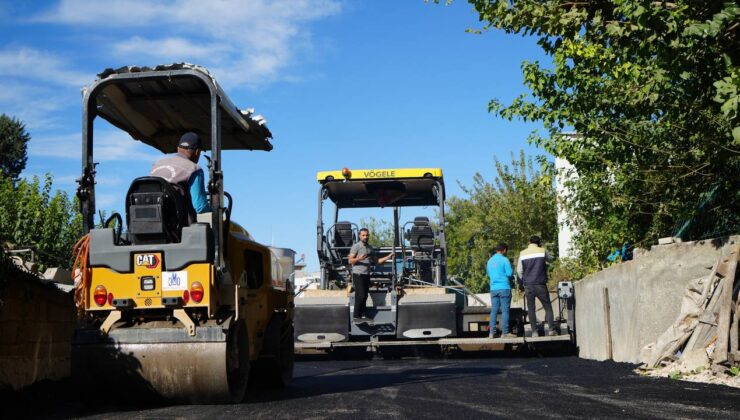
684, 258, 723, 351
698, 257, 723, 302
711, 247, 738, 366
685, 261, 727, 352
603, 287, 613, 360
730, 297, 739, 359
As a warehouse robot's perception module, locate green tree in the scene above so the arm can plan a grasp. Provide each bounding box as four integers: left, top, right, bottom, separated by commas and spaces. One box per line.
456, 1, 740, 272
0, 114, 31, 182
359, 216, 396, 247
446, 151, 557, 293
0, 174, 82, 270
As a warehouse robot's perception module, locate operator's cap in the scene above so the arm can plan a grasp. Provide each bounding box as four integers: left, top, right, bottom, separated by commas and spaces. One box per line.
178, 132, 203, 150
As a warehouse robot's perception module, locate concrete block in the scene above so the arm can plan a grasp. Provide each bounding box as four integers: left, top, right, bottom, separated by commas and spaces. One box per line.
680, 349, 709, 372
658, 237, 683, 245
42, 267, 73, 284
658, 237, 675, 245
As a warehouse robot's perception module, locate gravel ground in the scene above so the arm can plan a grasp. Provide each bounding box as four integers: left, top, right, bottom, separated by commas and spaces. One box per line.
4, 355, 739, 419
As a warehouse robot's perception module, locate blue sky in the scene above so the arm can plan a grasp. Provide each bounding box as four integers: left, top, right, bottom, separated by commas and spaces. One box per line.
0, 0, 548, 270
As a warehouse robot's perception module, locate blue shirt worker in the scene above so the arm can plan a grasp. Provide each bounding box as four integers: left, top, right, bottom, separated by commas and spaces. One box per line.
486, 243, 515, 338
150, 132, 212, 217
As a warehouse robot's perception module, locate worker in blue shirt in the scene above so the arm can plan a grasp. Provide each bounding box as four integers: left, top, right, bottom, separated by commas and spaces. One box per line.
486, 243, 515, 338
150, 132, 212, 219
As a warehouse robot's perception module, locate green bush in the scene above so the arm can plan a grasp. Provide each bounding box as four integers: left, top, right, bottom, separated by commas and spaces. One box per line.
0, 174, 82, 270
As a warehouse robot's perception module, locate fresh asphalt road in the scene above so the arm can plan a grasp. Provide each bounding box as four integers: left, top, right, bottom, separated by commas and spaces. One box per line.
6, 355, 739, 419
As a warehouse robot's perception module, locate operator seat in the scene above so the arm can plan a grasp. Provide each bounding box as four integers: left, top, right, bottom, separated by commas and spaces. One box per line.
408, 217, 435, 253
408, 216, 435, 281
333, 221, 355, 251
125, 176, 193, 245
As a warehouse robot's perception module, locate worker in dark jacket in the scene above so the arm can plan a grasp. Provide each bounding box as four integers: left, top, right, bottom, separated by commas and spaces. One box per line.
150, 132, 212, 216
517, 235, 557, 336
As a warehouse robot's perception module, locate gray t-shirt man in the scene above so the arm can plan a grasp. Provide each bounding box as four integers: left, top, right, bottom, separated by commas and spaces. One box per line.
349, 241, 375, 274
348, 228, 394, 322
348, 228, 394, 274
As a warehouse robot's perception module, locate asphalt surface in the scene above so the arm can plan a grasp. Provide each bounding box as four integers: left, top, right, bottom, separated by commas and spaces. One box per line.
5, 354, 739, 419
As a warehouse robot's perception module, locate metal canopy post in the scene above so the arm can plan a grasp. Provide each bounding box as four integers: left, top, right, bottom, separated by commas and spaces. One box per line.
316, 186, 325, 259
392, 206, 400, 290
210, 91, 225, 283
435, 180, 447, 286
317, 186, 329, 290
79, 92, 97, 233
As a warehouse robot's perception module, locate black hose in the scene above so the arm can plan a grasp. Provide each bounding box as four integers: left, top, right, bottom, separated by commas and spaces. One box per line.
104, 212, 123, 245
224, 192, 233, 257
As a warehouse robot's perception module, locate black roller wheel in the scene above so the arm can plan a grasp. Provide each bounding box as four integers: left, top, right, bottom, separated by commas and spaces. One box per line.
226, 320, 250, 402
276, 325, 294, 387
250, 324, 294, 388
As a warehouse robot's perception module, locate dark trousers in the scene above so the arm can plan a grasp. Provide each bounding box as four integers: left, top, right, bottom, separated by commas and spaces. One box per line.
525, 284, 556, 332
352, 273, 370, 318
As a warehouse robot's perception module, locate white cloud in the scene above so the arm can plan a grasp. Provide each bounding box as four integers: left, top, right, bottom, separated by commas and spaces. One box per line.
0, 82, 74, 131
34, 0, 342, 88
34, 0, 172, 25
28, 131, 160, 162
113, 37, 231, 61
0, 47, 91, 131
28, 133, 80, 159
0, 47, 90, 86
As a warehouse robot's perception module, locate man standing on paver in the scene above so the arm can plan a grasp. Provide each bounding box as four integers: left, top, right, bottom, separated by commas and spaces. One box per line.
487, 243, 516, 338
348, 228, 394, 324
517, 235, 558, 336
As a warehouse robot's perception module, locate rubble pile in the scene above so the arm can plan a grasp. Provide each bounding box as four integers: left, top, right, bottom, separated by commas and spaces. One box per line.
639, 245, 740, 386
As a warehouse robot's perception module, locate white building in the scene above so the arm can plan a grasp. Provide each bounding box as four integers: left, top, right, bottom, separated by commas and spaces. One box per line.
555, 133, 579, 259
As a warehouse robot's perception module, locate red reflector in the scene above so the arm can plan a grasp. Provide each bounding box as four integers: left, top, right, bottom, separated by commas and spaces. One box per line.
93, 285, 107, 306
190, 281, 204, 303
183, 290, 190, 304
107, 293, 114, 306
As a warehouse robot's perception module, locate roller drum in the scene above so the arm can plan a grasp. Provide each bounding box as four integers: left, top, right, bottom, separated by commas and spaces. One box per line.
72, 318, 249, 404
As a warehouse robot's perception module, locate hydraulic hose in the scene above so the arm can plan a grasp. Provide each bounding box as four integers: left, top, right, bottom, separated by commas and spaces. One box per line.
72, 234, 91, 316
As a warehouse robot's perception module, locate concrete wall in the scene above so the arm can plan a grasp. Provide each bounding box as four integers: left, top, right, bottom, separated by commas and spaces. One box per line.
0, 262, 76, 390
575, 235, 739, 363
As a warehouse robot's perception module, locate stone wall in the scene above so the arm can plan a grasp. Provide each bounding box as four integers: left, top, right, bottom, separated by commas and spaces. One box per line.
0, 259, 76, 390
575, 235, 739, 363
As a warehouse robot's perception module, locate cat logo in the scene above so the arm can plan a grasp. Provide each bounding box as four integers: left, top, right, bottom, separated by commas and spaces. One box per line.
135, 254, 160, 269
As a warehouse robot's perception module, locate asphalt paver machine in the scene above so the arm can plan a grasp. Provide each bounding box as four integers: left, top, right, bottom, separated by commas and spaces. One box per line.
72, 64, 294, 403
295, 168, 459, 348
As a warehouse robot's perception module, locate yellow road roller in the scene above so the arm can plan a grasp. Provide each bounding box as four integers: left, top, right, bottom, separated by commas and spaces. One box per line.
71, 64, 294, 403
